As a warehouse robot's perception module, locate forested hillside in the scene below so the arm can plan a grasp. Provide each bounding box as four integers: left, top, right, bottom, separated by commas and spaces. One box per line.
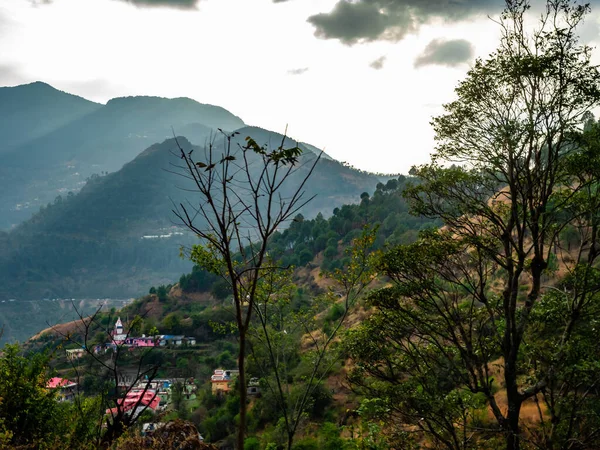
0, 129, 384, 303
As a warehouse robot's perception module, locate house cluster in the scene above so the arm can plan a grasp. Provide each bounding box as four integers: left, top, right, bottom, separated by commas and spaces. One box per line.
46, 377, 78, 402
108, 378, 173, 419
66, 348, 86, 360
91, 318, 196, 354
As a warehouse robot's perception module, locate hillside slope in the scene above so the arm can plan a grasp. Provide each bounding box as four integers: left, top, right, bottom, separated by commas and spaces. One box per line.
0, 129, 383, 302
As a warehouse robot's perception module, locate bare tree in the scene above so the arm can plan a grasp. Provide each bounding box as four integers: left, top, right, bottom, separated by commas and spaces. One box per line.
54, 306, 162, 448
172, 130, 321, 449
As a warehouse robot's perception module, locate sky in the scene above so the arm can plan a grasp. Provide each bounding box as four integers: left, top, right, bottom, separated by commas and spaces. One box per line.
1, 0, 599, 174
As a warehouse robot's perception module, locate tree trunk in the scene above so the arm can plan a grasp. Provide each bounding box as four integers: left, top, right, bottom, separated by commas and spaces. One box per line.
505, 365, 522, 450
506, 400, 522, 450
237, 329, 247, 450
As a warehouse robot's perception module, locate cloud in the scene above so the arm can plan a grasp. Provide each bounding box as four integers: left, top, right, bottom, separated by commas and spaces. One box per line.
287, 67, 309, 75
577, 13, 600, 45
0, 12, 11, 38
0, 65, 27, 86
369, 56, 386, 70
29, 0, 199, 8
414, 38, 475, 68
118, 0, 198, 8
307, 0, 502, 45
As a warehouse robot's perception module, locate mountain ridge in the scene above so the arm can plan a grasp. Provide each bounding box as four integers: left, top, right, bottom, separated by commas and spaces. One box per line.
0, 83, 246, 229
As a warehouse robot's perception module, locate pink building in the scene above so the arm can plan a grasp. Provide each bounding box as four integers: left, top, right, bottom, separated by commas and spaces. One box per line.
125, 336, 155, 347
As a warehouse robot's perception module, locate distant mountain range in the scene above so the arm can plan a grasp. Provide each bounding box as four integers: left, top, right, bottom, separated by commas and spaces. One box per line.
0, 82, 245, 229
0, 82, 385, 303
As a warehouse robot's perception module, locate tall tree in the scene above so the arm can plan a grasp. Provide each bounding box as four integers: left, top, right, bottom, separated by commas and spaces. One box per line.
347, 1, 600, 449
173, 130, 321, 449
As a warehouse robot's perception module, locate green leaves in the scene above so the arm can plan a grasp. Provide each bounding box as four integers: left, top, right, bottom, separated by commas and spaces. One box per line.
243, 136, 303, 166
189, 243, 227, 276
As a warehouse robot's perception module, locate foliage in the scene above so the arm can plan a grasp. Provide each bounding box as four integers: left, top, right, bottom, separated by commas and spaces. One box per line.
247, 227, 377, 450
0, 344, 65, 447
348, 2, 600, 449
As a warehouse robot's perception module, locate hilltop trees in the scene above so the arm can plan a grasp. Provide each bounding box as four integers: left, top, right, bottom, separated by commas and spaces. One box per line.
347, 1, 600, 449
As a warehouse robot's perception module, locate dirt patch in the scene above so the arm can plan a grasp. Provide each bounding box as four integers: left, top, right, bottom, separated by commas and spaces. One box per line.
31, 317, 91, 341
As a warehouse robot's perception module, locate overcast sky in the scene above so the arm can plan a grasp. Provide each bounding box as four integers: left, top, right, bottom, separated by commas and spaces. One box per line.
1, 0, 599, 174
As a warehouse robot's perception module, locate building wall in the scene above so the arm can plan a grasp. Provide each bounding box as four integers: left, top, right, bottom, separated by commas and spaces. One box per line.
211, 380, 231, 394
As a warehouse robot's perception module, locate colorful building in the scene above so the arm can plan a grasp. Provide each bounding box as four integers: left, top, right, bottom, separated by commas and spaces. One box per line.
211, 369, 239, 395
111, 317, 127, 343
106, 388, 161, 419
47, 377, 78, 402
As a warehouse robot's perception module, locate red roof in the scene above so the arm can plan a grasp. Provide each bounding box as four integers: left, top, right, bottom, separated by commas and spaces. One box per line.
47, 377, 77, 389
106, 389, 160, 416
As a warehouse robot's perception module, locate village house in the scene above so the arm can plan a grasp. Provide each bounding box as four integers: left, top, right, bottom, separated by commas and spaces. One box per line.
47, 377, 78, 402
211, 369, 239, 395
156, 335, 196, 347
247, 377, 261, 397
65, 348, 85, 360
106, 388, 161, 419
124, 335, 155, 347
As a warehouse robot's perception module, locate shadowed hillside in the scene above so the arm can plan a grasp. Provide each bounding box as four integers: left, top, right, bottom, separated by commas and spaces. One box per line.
0, 130, 383, 302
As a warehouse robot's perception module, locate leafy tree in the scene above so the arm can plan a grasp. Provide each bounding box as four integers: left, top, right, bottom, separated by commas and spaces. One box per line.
348, 1, 600, 449
156, 284, 169, 302
0, 344, 65, 447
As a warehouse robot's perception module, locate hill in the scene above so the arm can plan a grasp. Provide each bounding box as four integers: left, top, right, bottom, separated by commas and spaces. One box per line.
0, 81, 102, 153
0, 84, 245, 229
22, 178, 438, 446
0, 129, 383, 306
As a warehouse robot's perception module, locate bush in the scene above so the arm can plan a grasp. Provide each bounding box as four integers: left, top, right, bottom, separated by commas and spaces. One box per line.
292, 437, 319, 450
325, 303, 345, 323
244, 436, 260, 450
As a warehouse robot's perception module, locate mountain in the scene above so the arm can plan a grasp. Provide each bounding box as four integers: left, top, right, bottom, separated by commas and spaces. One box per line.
0, 82, 102, 154
0, 129, 381, 303
0, 84, 245, 230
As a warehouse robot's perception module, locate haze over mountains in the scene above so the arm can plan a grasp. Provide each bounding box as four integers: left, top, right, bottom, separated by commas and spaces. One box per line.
0, 82, 248, 229
0, 82, 387, 310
